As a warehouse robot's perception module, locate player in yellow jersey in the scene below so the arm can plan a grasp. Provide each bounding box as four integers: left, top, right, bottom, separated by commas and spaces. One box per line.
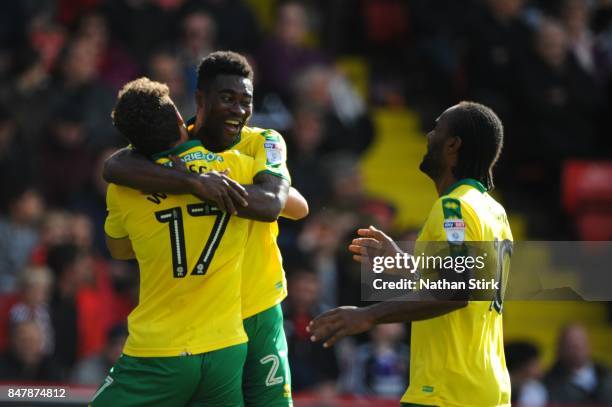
92, 78, 256, 406
103, 52, 307, 406
308, 102, 513, 407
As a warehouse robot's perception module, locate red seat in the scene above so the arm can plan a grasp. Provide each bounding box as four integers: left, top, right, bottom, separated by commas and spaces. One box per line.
563, 160, 612, 214
562, 160, 612, 240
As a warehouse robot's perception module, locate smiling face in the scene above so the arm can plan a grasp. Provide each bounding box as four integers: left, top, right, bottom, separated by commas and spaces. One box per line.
196, 74, 253, 151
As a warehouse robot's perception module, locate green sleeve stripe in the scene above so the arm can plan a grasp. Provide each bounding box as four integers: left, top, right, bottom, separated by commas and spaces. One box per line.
254, 169, 291, 184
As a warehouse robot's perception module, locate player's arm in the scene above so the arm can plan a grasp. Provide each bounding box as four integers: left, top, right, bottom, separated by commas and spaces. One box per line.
234, 130, 300, 222
103, 147, 248, 214
236, 172, 289, 222
281, 187, 309, 220
307, 300, 467, 348
105, 235, 135, 260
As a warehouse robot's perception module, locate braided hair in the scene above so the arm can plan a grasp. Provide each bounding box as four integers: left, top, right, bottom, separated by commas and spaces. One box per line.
446, 101, 504, 191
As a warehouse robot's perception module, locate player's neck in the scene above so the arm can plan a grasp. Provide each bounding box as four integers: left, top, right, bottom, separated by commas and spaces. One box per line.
435, 172, 457, 197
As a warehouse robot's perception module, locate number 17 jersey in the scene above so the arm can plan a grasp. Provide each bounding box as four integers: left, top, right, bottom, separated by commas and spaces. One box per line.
104, 140, 255, 357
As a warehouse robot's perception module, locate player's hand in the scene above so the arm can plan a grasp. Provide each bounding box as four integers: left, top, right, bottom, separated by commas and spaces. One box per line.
169, 155, 188, 172
307, 306, 374, 348
348, 225, 402, 263
188, 171, 248, 215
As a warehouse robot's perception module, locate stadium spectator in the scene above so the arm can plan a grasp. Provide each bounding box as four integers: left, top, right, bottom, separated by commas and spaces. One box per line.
177, 9, 217, 95
0, 47, 53, 145
464, 0, 531, 126
0, 104, 34, 206
71, 324, 127, 385
39, 104, 94, 206
0, 320, 63, 382
545, 323, 612, 404
8, 266, 55, 356
30, 211, 73, 266
0, 187, 44, 293
285, 105, 330, 210
50, 37, 117, 149
284, 269, 340, 393
505, 341, 548, 407
256, 1, 328, 102
76, 11, 140, 92
561, 0, 602, 78
149, 49, 195, 118
292, 66, 374, 156
181, 0, 261, 54
344, 323, 409, 398
47, 243, 85, 374
520, 18, 603, 160
103, 0, 178, 63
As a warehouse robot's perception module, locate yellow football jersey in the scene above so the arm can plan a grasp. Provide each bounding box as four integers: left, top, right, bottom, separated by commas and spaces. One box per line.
233, 127, 290, 318
104, 140, 255, 357
402, 178, 513, 407
187, 122, 291, 319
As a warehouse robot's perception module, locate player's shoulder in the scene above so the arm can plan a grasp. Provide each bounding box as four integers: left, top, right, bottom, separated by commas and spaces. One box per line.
241, 126, 285, 143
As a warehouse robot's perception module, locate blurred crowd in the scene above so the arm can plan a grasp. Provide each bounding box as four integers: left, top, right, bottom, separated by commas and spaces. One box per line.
0, 0, 611, 404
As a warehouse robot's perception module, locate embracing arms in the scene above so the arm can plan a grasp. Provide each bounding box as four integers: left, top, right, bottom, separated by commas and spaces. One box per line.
103, 147, 308, 222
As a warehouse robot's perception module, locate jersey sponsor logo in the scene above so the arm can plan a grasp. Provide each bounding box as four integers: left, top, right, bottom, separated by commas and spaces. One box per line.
182, 151, 224, 163
444, 219, 465, 243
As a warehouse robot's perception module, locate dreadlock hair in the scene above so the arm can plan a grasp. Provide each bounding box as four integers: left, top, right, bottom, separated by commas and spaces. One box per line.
197, 51, 254, 92
446, 101, 504, 191
111, 77, 180, 156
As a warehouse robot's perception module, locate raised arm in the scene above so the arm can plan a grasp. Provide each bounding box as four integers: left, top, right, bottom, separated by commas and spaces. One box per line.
103, 147, 248, 214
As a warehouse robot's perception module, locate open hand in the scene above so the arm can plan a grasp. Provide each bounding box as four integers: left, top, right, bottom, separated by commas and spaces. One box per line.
307, 306, 374, 348
188, 171, 248, 215
348, 225, 402, 263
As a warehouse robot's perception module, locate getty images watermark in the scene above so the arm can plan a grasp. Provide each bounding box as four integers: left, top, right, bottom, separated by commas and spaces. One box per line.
361, 241, 612, 302
371, 251, 499, 291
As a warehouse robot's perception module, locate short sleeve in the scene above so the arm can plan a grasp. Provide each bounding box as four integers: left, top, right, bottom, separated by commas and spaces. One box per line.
252, 130, 291, 183
104, 184, 128, 238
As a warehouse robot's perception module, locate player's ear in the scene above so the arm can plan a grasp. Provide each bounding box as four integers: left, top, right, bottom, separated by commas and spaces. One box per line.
446, 136, 462, 153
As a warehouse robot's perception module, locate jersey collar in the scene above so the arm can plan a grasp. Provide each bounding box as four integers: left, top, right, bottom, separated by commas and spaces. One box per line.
444, 178, 487, 195
151, 140, 202, 161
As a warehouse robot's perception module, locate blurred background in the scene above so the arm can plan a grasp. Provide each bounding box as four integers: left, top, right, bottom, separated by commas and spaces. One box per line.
0, 0, 611, 406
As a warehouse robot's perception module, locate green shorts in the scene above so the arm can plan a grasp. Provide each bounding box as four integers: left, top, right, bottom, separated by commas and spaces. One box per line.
90, 343, 247, 407
242, 304, 292, 407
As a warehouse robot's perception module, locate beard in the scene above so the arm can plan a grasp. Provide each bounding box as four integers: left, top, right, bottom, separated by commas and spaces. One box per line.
419, 144, 444, 180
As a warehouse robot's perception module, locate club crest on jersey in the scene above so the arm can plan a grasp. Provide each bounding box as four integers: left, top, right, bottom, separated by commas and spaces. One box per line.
444, 220, 465, 243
